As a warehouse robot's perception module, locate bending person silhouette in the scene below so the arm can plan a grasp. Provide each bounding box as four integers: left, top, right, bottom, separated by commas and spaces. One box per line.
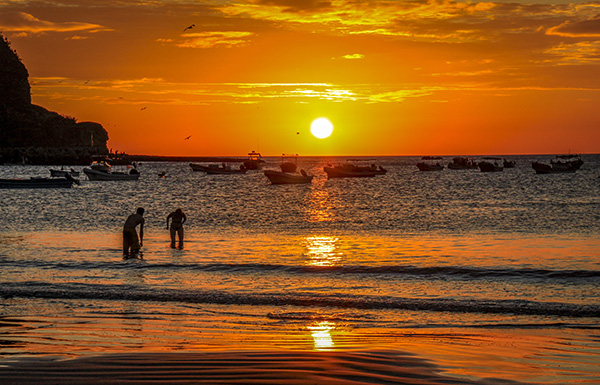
166, 208, 187, 249
123, 207, 144, 257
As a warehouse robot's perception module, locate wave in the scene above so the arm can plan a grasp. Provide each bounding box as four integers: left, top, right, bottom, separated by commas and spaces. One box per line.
1, 282, 599, 319
2, 259, 598, 282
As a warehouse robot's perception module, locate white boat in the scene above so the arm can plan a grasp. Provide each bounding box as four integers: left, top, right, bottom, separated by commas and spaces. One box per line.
264, 170, 313, 184
83, 167, 140, 181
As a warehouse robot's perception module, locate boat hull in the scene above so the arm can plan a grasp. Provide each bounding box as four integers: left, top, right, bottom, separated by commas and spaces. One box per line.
264, 170, 313, 184
416, 162, 443, 171
0, 177, 75, 189
323, 167, 378, 178
532, 162, 576, 174
478, 162, 503, 172
50, 169, 80, 177
83, 168, 140, 181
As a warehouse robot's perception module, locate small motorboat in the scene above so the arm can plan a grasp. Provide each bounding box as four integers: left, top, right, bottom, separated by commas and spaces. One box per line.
503, 159, 516, 168
552, 155, 583, 170
417, 157, 444, 171
50, 168, 80, 177
243, 151, 264, 170
447, 157, 478, 170
83, 167, 140, 181
204, 164, 247, 175
324, 160, 387, 178
478, 158, 503, 172
0, 176, 78, 189
264, 169, 313, 184
532, 161, 576, 174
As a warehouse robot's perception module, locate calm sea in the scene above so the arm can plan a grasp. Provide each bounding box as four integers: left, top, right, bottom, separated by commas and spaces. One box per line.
1, 155, 599, 384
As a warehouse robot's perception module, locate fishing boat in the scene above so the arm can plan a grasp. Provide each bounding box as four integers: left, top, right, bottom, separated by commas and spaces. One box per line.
552, 155, 583, 170
416, 156, 444, 171
324, 160, 386, 178
0, 176, 77, 189
264, 154, 313, 184
478, 158, 503, 172
264, 170, 313, 184
503, 159, 516, 168
532, 161, 577, 174
447, 157, 478, 170
204, 164, 247, 175
83, 165, 140, 181
243, 151, 264, 170
189, 163, 209, 172
279, 154, 299, 173
49, 168, 80, 177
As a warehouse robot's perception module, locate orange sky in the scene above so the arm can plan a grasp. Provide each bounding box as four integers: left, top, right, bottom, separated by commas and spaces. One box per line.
1, 0, 599, 156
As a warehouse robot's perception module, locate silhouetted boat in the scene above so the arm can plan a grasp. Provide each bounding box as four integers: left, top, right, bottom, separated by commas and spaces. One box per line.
279, 154, 299, 173
83, 167, 140, 181
478, 158, 503, 172
189, 163, 209, 172
0, 176, 77, 189
243, 151, 264, 170
532, 161, 576, 174
324, 160, 386, 178
50, 168, 80, 177
503, 159, 516, 168
417, 157, 444, 171
204, 164, 247, 174
447, 157, 478, 170
264, 170, 313, 184
552, 155, 583, 170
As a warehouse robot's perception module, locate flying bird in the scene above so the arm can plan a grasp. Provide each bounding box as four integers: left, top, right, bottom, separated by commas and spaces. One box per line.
183, 24, 195, 32
140, 107, 147, 111
184, 135, 192, 140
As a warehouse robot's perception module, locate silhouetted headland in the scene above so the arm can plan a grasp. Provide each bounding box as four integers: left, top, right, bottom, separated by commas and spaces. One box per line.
0, 33, 108, 165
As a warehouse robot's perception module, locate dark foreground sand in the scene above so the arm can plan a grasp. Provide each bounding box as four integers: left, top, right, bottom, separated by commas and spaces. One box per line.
0, 350, 507, 385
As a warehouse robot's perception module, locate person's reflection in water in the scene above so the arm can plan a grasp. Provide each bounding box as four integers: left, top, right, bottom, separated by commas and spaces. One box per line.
166, 208, 187, 249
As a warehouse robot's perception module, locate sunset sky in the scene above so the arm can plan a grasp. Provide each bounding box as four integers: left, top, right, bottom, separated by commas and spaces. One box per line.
1, 0, 599, 156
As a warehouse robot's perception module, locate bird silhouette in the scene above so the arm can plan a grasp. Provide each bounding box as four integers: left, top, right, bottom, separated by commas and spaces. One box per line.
183, 24, 195, 32
184, 135, 192, 140
140, 107, 147, 111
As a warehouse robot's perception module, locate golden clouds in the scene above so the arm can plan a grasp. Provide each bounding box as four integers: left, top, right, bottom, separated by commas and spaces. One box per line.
176, 31, 254, 48
0, 11, 111, 35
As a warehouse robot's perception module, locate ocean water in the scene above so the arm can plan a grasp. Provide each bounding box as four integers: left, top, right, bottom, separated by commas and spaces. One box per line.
1, 155, 599, 384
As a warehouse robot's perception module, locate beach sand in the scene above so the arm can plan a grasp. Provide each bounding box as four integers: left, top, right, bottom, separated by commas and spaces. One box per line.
0, 350, 505, 385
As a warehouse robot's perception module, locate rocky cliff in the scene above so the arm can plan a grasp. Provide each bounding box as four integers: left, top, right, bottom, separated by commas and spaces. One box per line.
0, 33, 109, 164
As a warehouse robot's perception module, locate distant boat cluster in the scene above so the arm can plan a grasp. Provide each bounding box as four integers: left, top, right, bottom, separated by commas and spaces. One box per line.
0, 153, 586, 189
416, 155, 583, 174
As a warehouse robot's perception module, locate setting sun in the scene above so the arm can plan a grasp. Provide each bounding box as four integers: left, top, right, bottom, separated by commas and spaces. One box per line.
310, 118, 334, 139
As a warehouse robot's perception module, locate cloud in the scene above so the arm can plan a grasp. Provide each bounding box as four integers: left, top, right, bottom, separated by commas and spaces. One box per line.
253, 0, 333, 13
0, 11, 112, 34
176, 31, 254, 48
546, 16, 600, 38
542, 41, 600, 64
341, 53, 364, 59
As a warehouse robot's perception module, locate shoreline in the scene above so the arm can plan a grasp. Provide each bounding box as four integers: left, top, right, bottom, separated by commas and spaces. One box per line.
0, 349, 498, 385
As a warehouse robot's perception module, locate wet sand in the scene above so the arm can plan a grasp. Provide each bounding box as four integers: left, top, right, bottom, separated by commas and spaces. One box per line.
0, 350, 503, 385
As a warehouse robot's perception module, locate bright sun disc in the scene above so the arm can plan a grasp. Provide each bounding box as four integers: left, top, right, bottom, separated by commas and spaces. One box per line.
310, 118, 334, 139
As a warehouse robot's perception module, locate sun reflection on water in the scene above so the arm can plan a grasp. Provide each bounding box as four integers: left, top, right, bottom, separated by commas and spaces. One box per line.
307, 321, 336, 350
304, 236, 342, 266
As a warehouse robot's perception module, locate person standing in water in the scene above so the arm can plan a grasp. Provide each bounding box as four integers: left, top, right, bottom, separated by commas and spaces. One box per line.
166, 208, 187, 249
123, 207, 144, 257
